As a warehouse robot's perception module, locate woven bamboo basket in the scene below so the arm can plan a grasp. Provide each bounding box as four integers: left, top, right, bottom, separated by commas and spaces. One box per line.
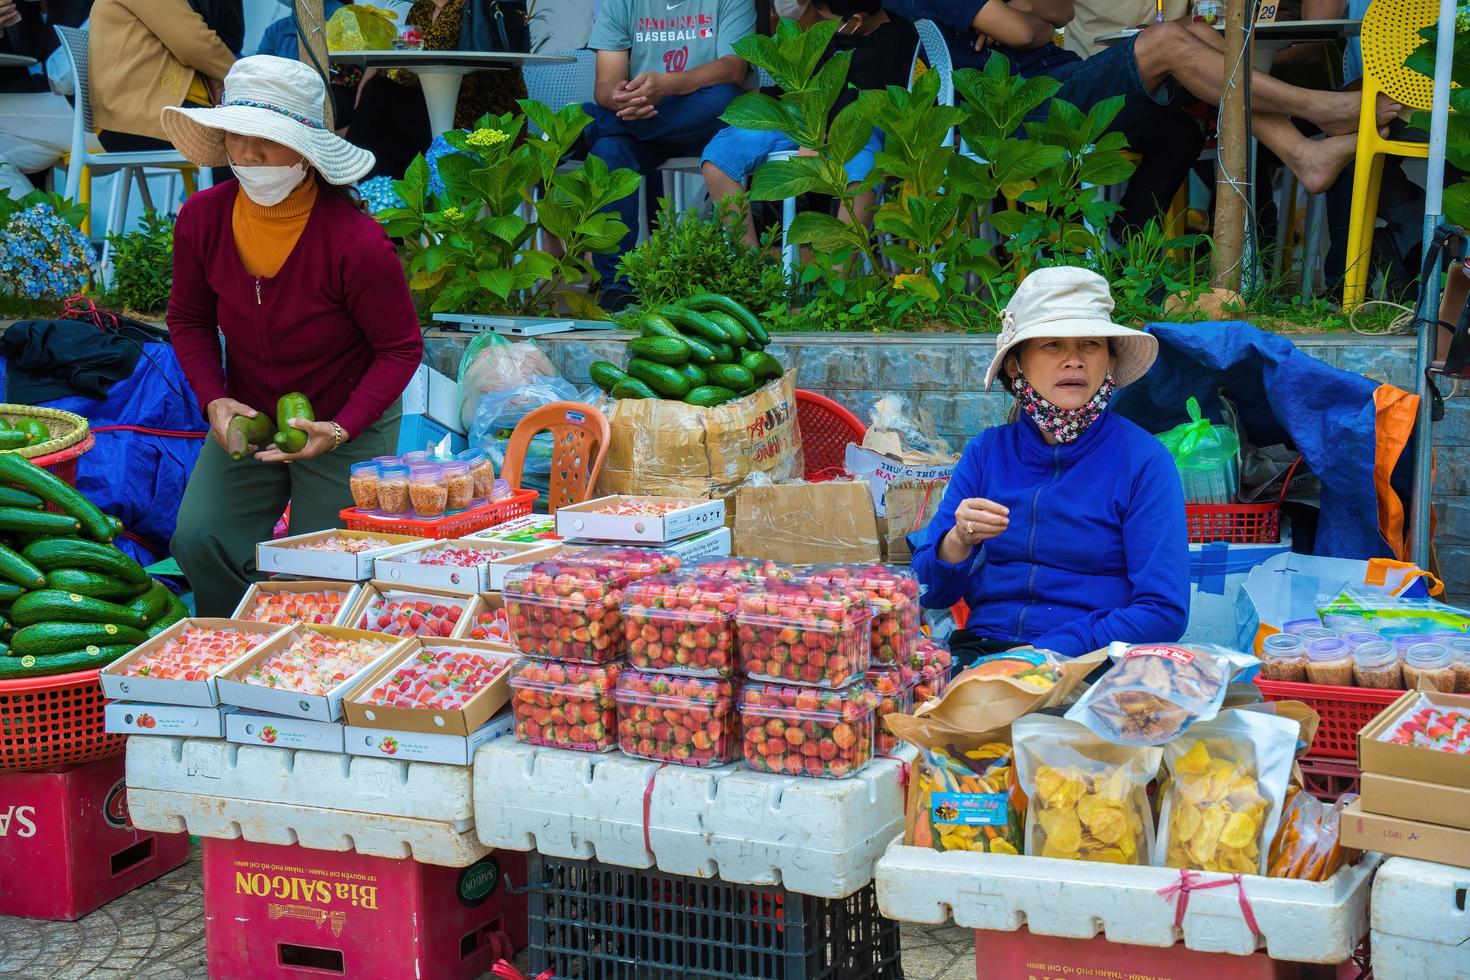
0, 405, 90, 458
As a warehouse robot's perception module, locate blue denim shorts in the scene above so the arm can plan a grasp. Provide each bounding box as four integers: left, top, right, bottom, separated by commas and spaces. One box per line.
1039, 33, 1181, 132
702, 126, 885, 185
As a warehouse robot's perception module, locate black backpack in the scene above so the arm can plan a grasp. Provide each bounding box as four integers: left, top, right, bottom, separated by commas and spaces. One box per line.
458, 0, 530, 53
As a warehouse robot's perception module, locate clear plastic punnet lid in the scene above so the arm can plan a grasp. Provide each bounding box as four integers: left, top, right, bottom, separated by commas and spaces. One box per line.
621, 574, 743, 624
866, 663, 917, 698
798, 563, 920, 612
690, 557, 795, 584
508, 658, 621, 695
502, 558, 632, 605
735, 580, 874, 633
614, 669, 733, 712
571, 546, 681, 580
738, 680, 875, 725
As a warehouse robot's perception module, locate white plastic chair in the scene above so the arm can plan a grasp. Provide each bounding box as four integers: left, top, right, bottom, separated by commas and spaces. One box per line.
53, 25, 207, 271
522, 49, 598, 122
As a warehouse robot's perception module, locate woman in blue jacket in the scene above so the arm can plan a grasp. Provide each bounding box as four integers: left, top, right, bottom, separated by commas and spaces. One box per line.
912, 266, 1188, 665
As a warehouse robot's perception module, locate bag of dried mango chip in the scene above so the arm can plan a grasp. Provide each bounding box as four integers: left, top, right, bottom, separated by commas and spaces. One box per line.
913, 742, 1024, 854
1155, 709, 1298, 876
1012, 714, 1162, 865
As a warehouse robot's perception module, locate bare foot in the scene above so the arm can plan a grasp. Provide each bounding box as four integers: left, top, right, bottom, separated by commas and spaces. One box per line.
1319, 92, 1401, 136
1291, 133, 1359, 195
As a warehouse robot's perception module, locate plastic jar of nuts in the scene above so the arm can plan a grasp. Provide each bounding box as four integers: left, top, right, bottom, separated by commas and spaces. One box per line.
348, 461, 379, 511
1352, 641, 1401, 689
456, 449, 495, 501
1403, 643, 1457, 693
441, 461, 474, 512
1259, 633, 1307, 683
377, 464, 411, 515
1304, 637, 1354, 687
409, 464, 448, 518
1449, 639, 1470, 694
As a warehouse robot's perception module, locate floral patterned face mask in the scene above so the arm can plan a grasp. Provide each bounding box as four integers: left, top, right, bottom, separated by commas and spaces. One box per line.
1013, 371, 1117, 444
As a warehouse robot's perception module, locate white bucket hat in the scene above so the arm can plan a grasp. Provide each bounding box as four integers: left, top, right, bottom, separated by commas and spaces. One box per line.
984, 266, 1159, 391
160, 56, 374, 185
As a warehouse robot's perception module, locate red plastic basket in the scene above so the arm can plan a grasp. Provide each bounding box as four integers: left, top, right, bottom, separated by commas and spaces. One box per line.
1297, 754, 1362, 804
339, 487, 536, 539
26, 434, 94, 489
1254, 677, 1402, 759
1185, 456, 1301, 545
0, 668, 124, 772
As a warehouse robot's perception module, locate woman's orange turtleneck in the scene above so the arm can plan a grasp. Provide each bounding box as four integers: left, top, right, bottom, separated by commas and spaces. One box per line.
231, 175, 320, 278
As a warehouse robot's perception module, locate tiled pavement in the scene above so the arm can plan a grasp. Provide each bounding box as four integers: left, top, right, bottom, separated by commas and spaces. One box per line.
0, 843, 974, 979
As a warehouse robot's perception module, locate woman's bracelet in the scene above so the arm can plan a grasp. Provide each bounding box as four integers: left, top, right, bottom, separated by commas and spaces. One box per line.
330, 421, 347, 451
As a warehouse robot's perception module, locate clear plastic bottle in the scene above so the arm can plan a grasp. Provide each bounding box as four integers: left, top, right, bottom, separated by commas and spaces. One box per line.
1403, 643, 1456, 693
1260, 633, 1307, 683
1304, 637, 1354, 686
1352, 641, 1401, 689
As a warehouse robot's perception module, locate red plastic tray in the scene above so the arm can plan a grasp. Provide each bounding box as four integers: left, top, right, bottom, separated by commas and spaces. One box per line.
1254, 677, 1402, 759
339, 488, 535, 540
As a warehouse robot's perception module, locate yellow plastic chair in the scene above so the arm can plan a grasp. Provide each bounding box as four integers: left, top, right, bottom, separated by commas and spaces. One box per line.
1343, 0, 1439, 309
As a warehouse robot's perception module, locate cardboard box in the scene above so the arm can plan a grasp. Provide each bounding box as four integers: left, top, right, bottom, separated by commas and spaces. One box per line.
396, 413, 467, 457
225, 711, 346, 753
656, 526, 732, 562
400, 364, 464, 434
256, 530, 424, 581
555, 494, 726, 544
461, 593, 509, 643
733, 480, 881, 565
1357, 689, 1470, 787
843, 435, 957, 518
1340, 800, 1470, 869
344, 711, 513, 765
230, 579, 362, 627
1360, 772, 1470, 831
372, 538, 561, 594
105, 702, 235, 738
215, 625, 410, 723
471, 513, 561, 544
100, 619, 286, 707
340, 637, 517, 735
344, 582, 483, 638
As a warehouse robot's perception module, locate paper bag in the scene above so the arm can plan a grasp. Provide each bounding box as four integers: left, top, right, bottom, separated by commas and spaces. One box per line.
882, 478, 949, 562
844, 435, 958, 517
732, 480, 879, 565
597, 371, 803, 498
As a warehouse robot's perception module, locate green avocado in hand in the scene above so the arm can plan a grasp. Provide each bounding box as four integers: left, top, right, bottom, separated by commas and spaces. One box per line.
273, 392, 315, 454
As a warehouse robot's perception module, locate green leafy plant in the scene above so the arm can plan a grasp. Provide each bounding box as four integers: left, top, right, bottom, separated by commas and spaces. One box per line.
377, 101, 640, 319
1084, 218, 1211, 326
616, 194, 791, 318
1405, 18, 1470, 226
106, 208, 175, 314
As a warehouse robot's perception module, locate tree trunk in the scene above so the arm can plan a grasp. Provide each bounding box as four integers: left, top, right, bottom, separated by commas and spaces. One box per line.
1213, 0, 1248, 289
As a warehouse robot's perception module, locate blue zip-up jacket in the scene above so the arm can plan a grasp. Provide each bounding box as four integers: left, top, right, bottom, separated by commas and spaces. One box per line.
912, 410, 1189, 657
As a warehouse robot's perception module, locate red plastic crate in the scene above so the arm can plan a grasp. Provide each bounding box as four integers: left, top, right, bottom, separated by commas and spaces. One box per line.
974, 928, 1354, 979
203, 838, 527, 980
1298, 755, 1362, 804
0, 668, 124, 772
1254, 678, 1402, 759
339, 488, 536, 540
0, 753, 190, 919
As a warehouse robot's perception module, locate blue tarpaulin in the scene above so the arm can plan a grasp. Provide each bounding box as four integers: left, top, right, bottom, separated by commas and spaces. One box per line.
0, 342, 207, 566
1113, 322, 1416, 562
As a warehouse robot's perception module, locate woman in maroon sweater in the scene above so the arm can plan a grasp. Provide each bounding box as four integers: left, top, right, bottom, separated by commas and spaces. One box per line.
160, 56, 423, 616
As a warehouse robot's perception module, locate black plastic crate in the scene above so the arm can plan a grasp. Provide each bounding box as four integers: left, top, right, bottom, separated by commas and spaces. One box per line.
525, 852, 904, 979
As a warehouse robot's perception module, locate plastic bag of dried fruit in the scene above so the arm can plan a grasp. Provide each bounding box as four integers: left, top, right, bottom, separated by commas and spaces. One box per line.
1064, 642, 1260, 746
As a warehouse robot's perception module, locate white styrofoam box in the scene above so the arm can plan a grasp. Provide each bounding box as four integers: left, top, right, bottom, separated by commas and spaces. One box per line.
106, 702, 235, 738
556, 495, 726, 544
1181, 535, 1292, 649
127, 788, 488, 867
400, 363, 465, 434
473, 740, 910, 899
1371, 857, 1470, 980
126, 734, 475, 823
256, 531, 424, 581
373, 538, 561, 594
345, 713, 513, 765
875, 842, 1382, 963
226, 711, 346, 754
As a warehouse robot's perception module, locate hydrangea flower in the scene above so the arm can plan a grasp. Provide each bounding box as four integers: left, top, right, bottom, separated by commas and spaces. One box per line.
1457, 2, 1470, 33
356, 175, 405, 214
425, 134, 462, 197
466, 128, 509, 149
0, 203, 94, 301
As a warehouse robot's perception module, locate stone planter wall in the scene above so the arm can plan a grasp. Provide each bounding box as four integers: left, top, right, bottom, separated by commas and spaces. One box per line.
422, 330, 1469, 605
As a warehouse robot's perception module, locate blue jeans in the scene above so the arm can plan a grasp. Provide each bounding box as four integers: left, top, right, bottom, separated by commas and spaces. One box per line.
582, 83, 741, 292
703, 127, 885, 185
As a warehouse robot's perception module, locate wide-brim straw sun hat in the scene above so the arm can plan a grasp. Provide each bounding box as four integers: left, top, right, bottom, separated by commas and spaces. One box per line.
160, 55, 374, 185
984, 266, 1159, 391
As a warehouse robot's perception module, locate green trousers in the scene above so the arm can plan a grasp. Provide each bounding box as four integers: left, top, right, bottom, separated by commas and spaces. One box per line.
172, 408, 401, 617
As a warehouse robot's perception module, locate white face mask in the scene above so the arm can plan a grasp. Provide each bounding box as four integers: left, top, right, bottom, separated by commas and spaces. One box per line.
231, 162, 307, 206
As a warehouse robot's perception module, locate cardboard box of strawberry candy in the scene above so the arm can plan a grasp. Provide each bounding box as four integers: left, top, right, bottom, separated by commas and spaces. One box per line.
231, 580, 362, 627
464, 594, 510, 643
554, 494, 725, 545
372, 538, 562, 594
215, 625, 410, 723
340, 638, 518, 736
100, 619, 288, 708
105, 702, 236, 738
346, 582, 483, 639
256, 530, 423, 580
471, 513, 560, 545
226, 711, 346, 753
